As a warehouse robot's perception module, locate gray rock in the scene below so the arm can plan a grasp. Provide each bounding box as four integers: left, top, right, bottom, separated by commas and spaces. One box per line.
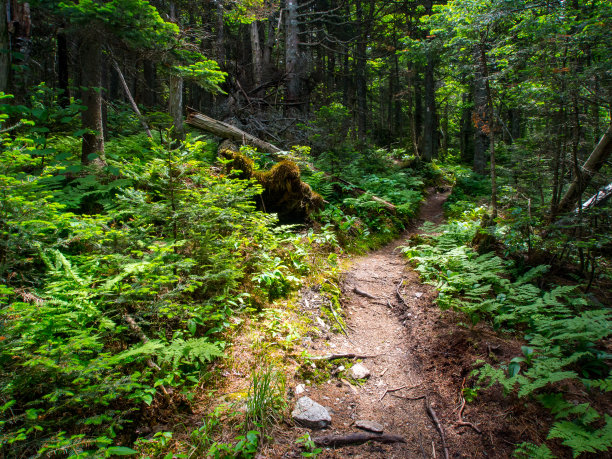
350, 363, 371, 379
355, 420, 384, 433
295, 384, 306, 395
292, 396, 331, 429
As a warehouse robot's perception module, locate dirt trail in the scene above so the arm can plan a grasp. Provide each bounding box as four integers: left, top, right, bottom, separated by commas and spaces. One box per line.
286, 190, 453, 458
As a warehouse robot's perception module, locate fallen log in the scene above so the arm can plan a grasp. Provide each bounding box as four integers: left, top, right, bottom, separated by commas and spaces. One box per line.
313, 432, 406, 447
186, 108, 397, 213
186, 108, 282, 156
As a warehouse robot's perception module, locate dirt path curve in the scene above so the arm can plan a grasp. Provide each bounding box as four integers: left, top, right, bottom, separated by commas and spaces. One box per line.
293, 189, 451, 458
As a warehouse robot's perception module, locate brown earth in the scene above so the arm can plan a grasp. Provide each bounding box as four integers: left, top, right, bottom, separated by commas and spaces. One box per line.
266, 189, 560, 458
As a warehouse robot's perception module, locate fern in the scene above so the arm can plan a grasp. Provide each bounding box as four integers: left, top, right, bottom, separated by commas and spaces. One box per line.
404, 216, 612, 458
548, 415, 612, 458
513, 442, 555, 459
113, 338, 223, 369
160, 338, 224, 369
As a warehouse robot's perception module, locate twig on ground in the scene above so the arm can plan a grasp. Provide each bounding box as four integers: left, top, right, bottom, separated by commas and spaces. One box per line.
395, 278, 409, 307
309, 353, 378, 361
353, 286, 379, 299
380, 367, 389, 377
426, 397, 450, 459
313, 432, 406, 447
390, 394, 426, 401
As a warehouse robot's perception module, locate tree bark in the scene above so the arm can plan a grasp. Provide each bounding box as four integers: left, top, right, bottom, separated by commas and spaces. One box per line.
285, 0, 301, 105
472, 48, 487, 175
168, 2, 184, 140
478, 41, 497, 218
250, 21, 263, 89
422, 0, 437, 161
79, 35, 105, 164
143, 59, 156, 107
554, 123, 612, 217
57, 25, 69, 107
0, 0, 9, 93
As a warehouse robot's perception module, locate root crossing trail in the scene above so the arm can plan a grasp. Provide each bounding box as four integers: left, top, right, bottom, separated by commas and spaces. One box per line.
289, 190, 452, 458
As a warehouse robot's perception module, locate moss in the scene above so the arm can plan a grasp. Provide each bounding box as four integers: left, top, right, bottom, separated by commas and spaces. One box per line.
220, 148, 324, 221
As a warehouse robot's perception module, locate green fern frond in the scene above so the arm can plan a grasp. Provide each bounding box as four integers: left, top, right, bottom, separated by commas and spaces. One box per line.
548, 415, 612, 458
513, 442, 555, 459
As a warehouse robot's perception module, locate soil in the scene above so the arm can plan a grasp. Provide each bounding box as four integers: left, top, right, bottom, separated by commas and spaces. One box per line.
266, 189, 559, 458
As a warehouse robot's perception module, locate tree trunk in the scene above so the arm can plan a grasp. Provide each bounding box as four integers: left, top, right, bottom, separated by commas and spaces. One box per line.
473, 48, 488, 175
215, 0, 225, 65
354, 0, 367, 140
478, 42, 497, 218
79, 36, 105, 164
169, 74, 184, 140
0, 0, 9, 93
422, 52, 436, 160
285, 0, 301, 106
554, 123, 612, 217
143, 60, 156, 107
250, 21, 263, 93
168, 2, 184, 140
422, 0, 437, 161
57, 25, 69, 107
459, 91, 473, 163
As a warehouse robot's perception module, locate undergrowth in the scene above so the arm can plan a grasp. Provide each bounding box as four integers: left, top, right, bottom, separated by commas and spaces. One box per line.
402, 197, 611, 458
0, 92, 426, 456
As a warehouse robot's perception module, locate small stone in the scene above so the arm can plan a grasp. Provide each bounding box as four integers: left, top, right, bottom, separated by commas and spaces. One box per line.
292, 397, 331, 429
355, 420, 384, 433
295, 384, 306, 395
337, 365, 345, 372
415, 292, 424, 298
350, 363, 371, 379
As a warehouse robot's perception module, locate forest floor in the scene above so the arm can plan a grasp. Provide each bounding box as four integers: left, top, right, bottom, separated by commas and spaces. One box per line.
263, 189, 547, 458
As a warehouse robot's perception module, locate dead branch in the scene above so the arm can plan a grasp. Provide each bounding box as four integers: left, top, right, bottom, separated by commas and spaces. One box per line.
111, 59, 152, 139
379, 384, 407, 401
390, 394, 426, 401
313, 432, 406, 447
309, 353, 378, 361
352, 286, 379, 299
185, 109, 397, 212
426, 398, 450, 459
395, 278, 409, 307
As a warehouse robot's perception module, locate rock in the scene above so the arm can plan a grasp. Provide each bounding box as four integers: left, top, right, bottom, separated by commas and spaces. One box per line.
350, 363, 371, 380
295, 384, 306, 395
415, 292, 424, 298
355, 420, 384, 433
292, 396, 331, 429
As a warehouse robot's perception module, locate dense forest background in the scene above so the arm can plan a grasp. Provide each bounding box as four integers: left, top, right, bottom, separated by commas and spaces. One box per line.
1, 0, 610, 457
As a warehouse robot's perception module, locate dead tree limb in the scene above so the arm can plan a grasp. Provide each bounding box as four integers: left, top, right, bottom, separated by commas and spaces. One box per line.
313, 433, 406, 447
111, 59, 152, 139
185, 108, 396, 212
353, 286, 379, 299
309, 353, 377, 361
554, 122, 612, 218
186, 109, 282, 155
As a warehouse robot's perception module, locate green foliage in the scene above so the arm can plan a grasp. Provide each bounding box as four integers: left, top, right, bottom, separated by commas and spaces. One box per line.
245, 363, 286, 433
404, 211, 611, 457
0, 97, 328, 455
296, 433, 323, 458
